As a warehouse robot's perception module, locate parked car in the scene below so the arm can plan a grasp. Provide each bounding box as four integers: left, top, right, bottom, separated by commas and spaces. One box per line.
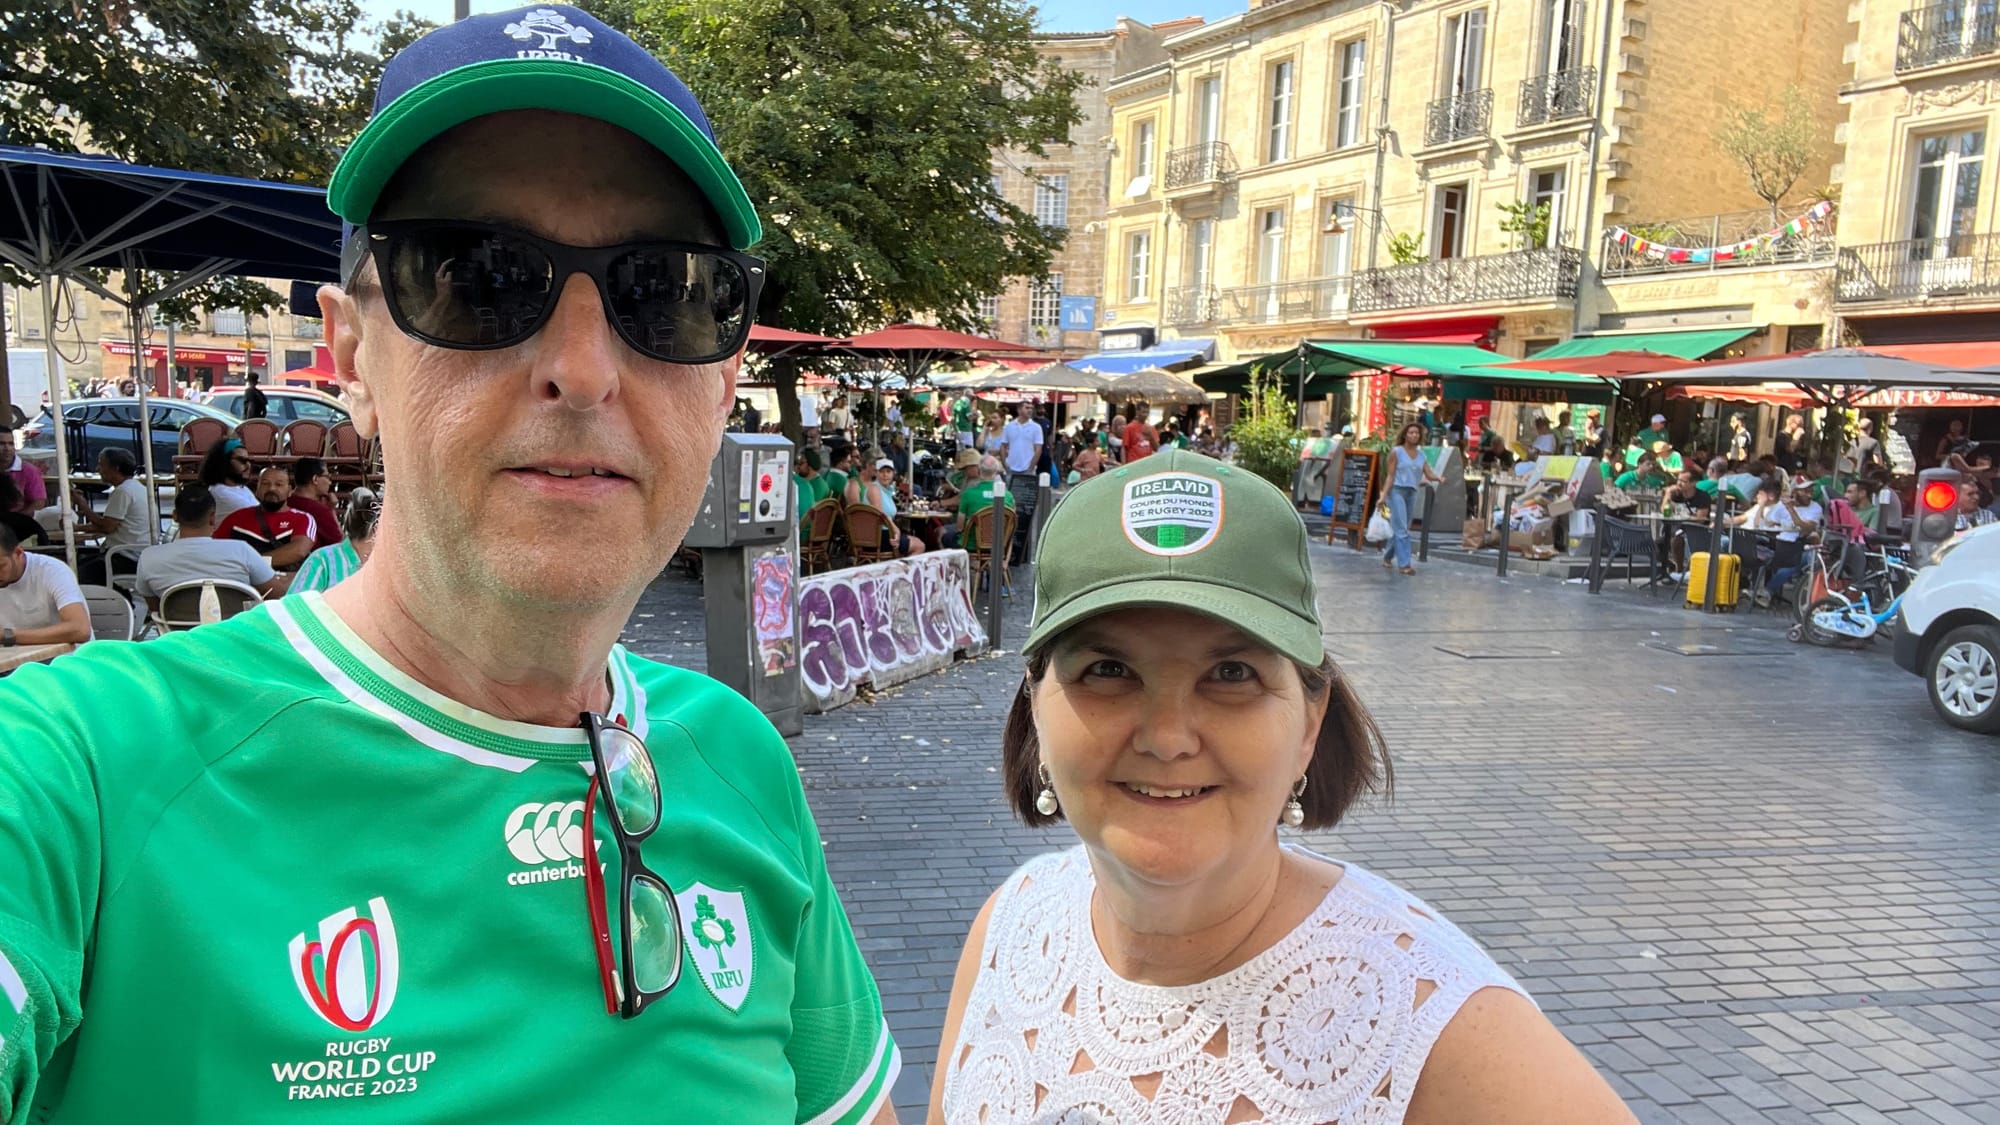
1894, 523, 2000, 733
207, 386, 350, 427
18, 397, 239, 478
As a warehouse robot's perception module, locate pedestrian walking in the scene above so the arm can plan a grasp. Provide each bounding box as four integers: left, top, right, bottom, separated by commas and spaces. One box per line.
0, 8, 899, 1123
1381, 422, 1441, 575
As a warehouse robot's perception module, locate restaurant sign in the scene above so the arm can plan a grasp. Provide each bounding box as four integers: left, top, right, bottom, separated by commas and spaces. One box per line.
796, 551, 988, 713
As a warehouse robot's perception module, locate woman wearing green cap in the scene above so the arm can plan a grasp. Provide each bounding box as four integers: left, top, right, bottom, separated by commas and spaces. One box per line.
930, 449, 1632, 1124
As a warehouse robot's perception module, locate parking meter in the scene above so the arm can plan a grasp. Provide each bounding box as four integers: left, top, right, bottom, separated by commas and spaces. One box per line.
684, 433, 802, 736
1908, 467, 1963, 567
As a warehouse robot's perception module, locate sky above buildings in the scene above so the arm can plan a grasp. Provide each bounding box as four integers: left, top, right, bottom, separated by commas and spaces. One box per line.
358, 1, 1239, 36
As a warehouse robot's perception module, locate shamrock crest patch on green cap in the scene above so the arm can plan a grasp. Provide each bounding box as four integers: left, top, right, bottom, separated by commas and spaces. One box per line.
1122, 472, 1225, 556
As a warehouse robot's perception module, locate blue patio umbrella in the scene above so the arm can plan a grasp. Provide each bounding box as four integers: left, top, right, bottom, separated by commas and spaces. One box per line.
1, 145, 341, 566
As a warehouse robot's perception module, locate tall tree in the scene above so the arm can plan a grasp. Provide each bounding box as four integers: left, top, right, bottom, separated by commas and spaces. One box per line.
1714, 84, 1819, 226
0, 0, 426, 418
607, 0, 1083, 439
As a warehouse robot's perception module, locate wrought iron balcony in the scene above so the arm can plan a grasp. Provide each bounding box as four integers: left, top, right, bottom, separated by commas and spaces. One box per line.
1163, 142, 1237, 191
1213, 277, 1352, 326
1898, 1, 2000, 70
1351, 246, 1580, 314
1602, 206, 1838, 277
1516, 67, 1596, 128
1166, 287, 1220, 326
1424, 88, 1493, 146
1836, 234, 2000, 303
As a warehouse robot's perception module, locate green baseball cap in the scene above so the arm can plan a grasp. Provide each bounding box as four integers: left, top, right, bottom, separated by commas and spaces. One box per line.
1023, 448, 1324, 666
326, 5, 762, 251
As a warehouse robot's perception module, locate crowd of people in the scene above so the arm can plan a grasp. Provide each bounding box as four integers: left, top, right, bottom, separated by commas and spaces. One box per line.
0, 435, 383, 642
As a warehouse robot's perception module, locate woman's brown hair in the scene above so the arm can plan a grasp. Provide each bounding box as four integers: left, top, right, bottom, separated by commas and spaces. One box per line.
1000, 648, 1392, 830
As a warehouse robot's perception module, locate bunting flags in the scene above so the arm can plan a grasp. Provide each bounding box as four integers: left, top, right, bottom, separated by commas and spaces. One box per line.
1609, 200, 1835, 263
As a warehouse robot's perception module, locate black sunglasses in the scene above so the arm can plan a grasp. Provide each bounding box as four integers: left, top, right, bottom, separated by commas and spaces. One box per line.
579, 711, 682, 1019
353, 220, 764, 366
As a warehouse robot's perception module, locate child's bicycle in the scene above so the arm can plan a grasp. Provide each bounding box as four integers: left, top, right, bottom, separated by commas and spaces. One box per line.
1788, 548, 1914, 648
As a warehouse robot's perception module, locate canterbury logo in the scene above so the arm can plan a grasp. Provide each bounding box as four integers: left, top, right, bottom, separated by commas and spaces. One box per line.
505, 800, 587, 865
289, 897, 400, 1033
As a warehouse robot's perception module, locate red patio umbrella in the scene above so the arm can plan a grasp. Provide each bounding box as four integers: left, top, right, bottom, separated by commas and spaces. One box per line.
1488, 350, 1705, 377
838, 323, 1043, 437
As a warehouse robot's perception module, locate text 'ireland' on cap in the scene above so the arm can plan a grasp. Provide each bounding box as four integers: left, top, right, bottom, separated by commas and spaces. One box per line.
1023, 448, 1324, 667
327, 5, 761, 251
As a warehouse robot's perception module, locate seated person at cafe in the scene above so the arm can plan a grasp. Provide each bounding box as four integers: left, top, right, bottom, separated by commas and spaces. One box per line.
827, 443, 863, 506
213, 466, 317, 570
1808, 456, 1846, 506
196, 438, 259, 519
2, 429, 47, 515
1868, 471, 1905, 534
940, 448, 981, 500
1529, 417, 1557, 459
1956, 481, 1998, 532
944, 455, 1015, 552
288, 457, 346, 548
1844, 479, 1881, 534
793, 447, 830, 522
71, 447, 151, 585
858, 457, 924, 557
0, 524, 92, 648
0, 473, 47, 548
1736, 478, 1821, 608
1649, 440, 1684, 473
135, 486, 287, 612
1614, 453, 1670, 492
1663, 468, 1713, 513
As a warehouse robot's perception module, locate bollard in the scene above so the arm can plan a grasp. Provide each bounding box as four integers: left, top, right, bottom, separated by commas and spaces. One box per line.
1495, 496, 1513, 577
985, 479, 1005, 647
1587, 501, 1607, 593
1030, 474, 1053, 565
1703, 490, 1727, 613
1418, 484, 1435, 563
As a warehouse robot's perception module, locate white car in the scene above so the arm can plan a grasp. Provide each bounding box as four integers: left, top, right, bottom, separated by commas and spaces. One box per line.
1895, 523, 2000, 733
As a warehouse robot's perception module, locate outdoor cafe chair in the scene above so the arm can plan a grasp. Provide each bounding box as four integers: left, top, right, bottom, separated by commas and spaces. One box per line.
323, 420, 368, 495
104, 543, 150, 602
174, 417, 229, 485
1594, 513, 1659, 595
964, 504, 1018, 599
77, 583, 135, 642
154, 579, 263, 633
234, 418, 283, 463
841, 504, 899, 566
800, 498, 842, 575
281, 419, 330, 465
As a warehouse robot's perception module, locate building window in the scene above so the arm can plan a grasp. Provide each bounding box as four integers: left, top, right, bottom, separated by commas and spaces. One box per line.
1033, 173, 1068, 228
1336, 40, 1367, 148
1539, 0, 1585, 76
1127, 120, 1157, 197
1530, 168, 1567, 247
1029, 273, 1064, 332
211, 308, 248, 336
1267, 59, 1296, 162
1318, 199, 1355, 275
976, 293, 1000, 331
1196, 77, 1222, 146
1189, 218, 1215, 290
1911, 128, 1985, 250
1126, 231, 1153, 301
1444, 10, 1488, 96
283, 348, 314, 371
1435, 183, 1469, 259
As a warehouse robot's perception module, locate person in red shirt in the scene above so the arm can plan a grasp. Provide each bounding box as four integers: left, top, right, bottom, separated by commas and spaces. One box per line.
214, 466, 317, 570
287, 457, 346, 548
1, 431, 46, 515
1121, 411, 1160, 463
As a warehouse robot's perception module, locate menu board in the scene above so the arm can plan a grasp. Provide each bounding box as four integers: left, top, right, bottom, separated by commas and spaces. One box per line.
1328, 449, 1379, 536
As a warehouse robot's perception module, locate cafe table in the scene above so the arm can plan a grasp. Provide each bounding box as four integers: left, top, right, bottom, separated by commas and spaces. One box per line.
0, 643, 75, 676
895, 506, 956, 550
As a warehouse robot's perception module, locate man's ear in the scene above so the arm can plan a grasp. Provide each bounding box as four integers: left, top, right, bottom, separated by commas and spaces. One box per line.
319, 284, 376, 439
711, 354, 741, 424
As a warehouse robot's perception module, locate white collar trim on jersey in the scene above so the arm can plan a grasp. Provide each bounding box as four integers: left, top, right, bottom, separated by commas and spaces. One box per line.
267, 592, 649, 772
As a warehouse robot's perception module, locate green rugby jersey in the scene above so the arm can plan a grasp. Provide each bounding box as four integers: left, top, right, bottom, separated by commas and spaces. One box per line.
289, 539, 363, 596
0, 592, 898, 1123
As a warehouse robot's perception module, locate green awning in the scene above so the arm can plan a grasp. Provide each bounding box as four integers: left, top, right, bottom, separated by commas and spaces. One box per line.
1195, 339, 1517, 396
1534, 327, 1758, 360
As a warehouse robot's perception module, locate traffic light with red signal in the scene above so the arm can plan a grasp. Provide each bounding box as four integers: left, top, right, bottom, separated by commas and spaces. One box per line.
1910, 467, 1963, 565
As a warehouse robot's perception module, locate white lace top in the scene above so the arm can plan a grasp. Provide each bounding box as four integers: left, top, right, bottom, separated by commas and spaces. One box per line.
940, 845, 1531, 1124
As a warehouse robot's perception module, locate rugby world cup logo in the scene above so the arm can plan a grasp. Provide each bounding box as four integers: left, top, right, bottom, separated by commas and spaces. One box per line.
289, 897, 400, 1032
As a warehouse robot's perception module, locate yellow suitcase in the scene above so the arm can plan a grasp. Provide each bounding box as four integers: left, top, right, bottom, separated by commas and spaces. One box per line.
1685, 551, 1740, 610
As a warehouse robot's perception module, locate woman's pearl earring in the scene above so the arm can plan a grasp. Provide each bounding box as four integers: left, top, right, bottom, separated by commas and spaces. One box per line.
1283, 776, 1308, 828
1035, 763, 1060, 817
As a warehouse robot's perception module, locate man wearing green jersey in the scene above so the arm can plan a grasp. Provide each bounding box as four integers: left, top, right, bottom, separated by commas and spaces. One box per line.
0, 7, 899, 1123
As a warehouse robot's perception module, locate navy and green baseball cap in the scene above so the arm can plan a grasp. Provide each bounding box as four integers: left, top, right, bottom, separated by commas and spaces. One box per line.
327, 4, 761, 251
1023, 449, 1325, 666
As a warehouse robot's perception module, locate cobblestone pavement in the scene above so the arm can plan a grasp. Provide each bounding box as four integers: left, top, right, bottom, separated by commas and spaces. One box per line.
622, 543, 2000, 1124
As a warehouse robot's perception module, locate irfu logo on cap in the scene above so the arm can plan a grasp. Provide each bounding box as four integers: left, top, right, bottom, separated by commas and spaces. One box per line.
1122, 472, 1224, 556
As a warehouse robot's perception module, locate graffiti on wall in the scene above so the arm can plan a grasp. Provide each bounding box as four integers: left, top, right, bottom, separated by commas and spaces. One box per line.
797, 549, 989, 713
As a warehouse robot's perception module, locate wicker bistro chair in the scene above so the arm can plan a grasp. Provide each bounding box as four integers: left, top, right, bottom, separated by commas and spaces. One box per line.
174, 417, 230, 485
154, 579, 263, 633
964, 502, 1018, 598
841, 504, 899, 566
281, 419, 329, 466
800, 498, 842, 575
323, 420, 368, 496
234, 418, 282, 464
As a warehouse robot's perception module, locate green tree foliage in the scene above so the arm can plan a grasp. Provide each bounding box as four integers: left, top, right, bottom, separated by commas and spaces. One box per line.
1230, 374, 1304, 492
1496, 199, 1551, 250
1386, 232, 1426, 265
601, 0, 1084, 438
1714, 84, 1819, 226
1, 0, 427, 413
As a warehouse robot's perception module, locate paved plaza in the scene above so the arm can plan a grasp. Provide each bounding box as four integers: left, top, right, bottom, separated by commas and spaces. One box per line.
622, 542, 2000, 1124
